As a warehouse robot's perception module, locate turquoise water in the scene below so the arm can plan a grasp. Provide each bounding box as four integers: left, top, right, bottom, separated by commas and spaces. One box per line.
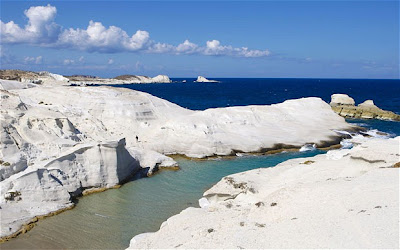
2, 151, 322, 249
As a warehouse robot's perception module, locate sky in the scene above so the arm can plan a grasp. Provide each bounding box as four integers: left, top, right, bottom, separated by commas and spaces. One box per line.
0, 0, 399, 78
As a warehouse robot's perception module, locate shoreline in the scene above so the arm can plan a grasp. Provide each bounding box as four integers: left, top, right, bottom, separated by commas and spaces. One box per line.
0, 139, 344, 243
0, 77, 396, 246
128, 136, 400, 249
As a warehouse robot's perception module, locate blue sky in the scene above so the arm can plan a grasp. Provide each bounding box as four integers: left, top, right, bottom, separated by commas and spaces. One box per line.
1, 1, 398, 78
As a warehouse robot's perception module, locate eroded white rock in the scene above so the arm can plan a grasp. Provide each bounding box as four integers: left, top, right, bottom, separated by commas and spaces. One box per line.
330, 94, 355, 106
0, 78, 355, 240
128, 137, 400, 249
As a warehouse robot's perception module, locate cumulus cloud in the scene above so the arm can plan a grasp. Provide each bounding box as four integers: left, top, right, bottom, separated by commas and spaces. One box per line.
24, 55, 42, 64
176, 40, 199, 54
0, 4, 270, 58
1, 4, 60, 44
57, 21, 151, 52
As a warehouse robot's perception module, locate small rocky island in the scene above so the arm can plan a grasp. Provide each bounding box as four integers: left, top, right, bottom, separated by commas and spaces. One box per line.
330, 94, 400, 121
195, 76, 219, 83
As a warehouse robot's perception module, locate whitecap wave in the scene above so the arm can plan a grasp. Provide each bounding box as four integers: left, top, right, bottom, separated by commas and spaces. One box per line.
299, 144, 316, 152
333, 129, 354, 137
360, 129, 392, 139
336, 128, 393, 150
340, 139, 353, 149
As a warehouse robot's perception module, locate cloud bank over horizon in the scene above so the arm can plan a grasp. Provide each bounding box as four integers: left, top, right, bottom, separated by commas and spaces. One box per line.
0, 4, 270, 58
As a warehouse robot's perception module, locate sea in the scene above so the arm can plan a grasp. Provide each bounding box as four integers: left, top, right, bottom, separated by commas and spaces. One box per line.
2, 78, 399, 249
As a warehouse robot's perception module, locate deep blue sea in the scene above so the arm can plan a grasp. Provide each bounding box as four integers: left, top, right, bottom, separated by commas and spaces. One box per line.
114, 78, 400, 135
115, 78, 400, 112
3, 78, 399, 249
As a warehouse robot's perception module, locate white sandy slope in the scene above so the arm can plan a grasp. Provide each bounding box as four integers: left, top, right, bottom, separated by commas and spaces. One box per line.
129, 137, 400, 249
0, 79, 354, 239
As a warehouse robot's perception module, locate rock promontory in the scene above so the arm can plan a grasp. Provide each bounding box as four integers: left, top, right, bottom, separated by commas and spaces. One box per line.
330, 94, 400, 121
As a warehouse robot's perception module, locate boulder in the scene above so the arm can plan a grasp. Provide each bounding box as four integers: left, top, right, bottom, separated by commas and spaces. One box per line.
330, 94, 355, 106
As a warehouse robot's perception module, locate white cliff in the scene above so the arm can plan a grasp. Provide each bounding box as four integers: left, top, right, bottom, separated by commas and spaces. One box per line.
0, 78, 355, 240
128, 137, 400, 249
195, 76, 219, 83
150, 75, 172, 83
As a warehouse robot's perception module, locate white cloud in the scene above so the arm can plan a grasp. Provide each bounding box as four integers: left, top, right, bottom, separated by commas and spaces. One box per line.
176, 40, 199, 54
1, 4, 60, 44
63, 59, 75, 65
57, 21, 150, 53
24, 55, 43, 64
0, 4, 270, 58
108, 58, 114, 64
204, 39, 270, 57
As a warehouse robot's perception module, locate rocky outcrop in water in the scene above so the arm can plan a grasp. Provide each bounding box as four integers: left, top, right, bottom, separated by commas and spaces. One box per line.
195, 76, 218, 83
330, 94, 400, 121
128, 137, 400, 249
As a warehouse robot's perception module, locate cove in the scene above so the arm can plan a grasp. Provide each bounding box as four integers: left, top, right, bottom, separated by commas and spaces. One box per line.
1, 150, 322, 249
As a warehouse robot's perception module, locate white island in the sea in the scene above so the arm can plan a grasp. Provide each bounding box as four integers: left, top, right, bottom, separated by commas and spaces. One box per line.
195, 76, 219, 83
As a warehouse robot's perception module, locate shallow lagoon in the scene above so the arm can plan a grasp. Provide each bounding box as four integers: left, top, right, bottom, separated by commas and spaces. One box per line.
2, 151, 322, 249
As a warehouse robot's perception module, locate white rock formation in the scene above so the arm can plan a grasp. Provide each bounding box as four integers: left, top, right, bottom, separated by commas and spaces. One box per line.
128, 137, 400, 249
330, 94, 400, 121
68, 75, 172, 85
0, 78, 355, 240
42, 72, 70, 82
116, 75, 171, 84
195, 76, 218, 83
330, 94, 355, 106
8, 82, 354, 158
358, 99, 378, 109
150, 75, 172, 83
0, 138, 140, 238
0, 79, 36, 90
